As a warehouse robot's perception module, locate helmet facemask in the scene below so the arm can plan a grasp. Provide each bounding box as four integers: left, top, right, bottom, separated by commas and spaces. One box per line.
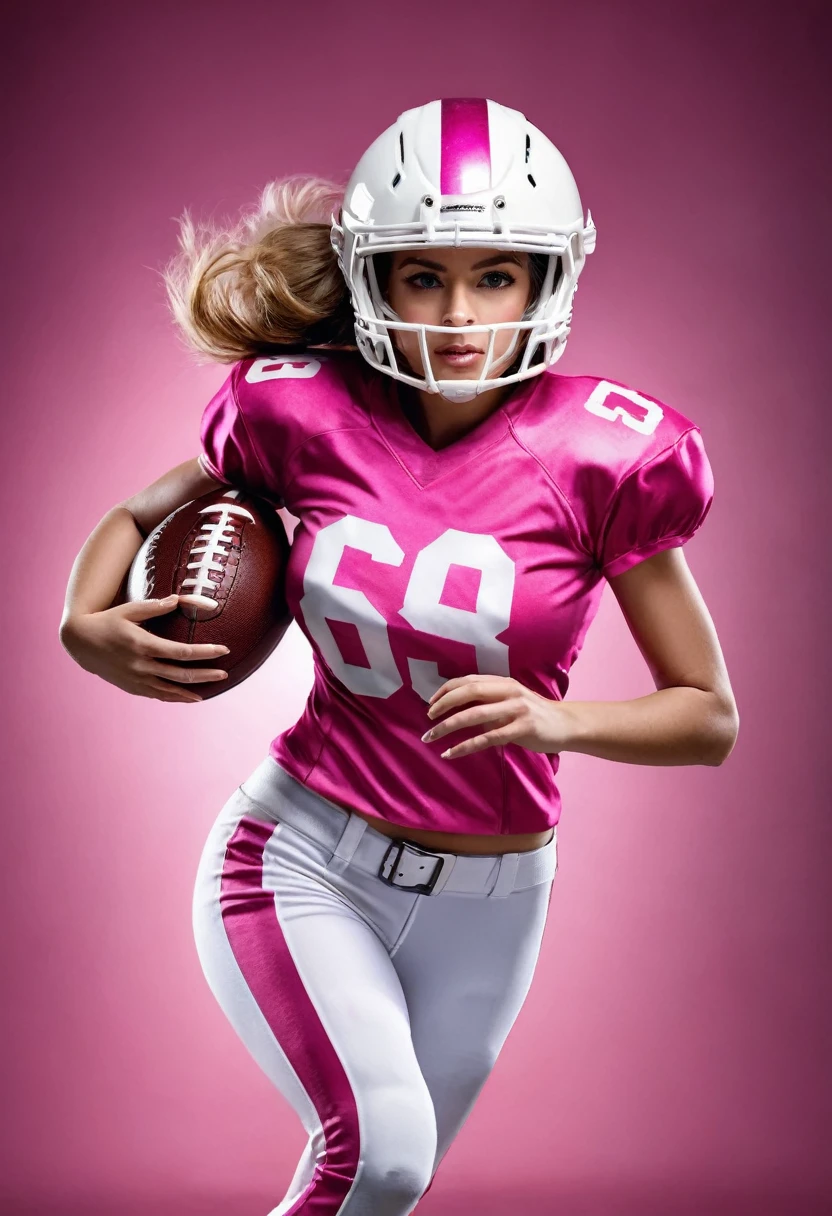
365, 251, 560, 393
336, 231, 586, 405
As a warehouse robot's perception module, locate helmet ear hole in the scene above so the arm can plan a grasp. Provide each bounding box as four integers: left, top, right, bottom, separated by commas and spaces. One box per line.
372, 252, 393, 302
526, 252, 550, 310
524, 253, 561, 318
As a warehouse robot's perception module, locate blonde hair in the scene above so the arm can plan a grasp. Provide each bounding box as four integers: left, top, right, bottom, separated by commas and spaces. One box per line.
162, 175, 356, 363
162, 173, 554, 365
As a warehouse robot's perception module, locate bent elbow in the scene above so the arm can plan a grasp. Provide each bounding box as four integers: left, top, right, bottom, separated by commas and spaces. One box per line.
704, 705, 740, 766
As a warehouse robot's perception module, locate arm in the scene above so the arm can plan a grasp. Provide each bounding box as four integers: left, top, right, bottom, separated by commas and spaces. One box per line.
424, 548, 739, 766
60, 457, 227, 629
561, 547, 739, 766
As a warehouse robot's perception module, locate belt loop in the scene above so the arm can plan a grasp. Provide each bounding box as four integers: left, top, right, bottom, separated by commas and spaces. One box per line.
487, 851, 520, 899
327, 814, 368, 876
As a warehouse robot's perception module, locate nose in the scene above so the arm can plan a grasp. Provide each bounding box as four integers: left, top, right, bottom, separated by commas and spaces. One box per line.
441, 282, 476, 327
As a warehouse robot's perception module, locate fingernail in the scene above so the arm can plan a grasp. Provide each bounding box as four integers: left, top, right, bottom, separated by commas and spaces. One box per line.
421, 731, 433, 743
441, 749, 452, 759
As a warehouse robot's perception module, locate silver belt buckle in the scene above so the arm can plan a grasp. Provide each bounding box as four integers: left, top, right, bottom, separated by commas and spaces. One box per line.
379, 838, 457, 896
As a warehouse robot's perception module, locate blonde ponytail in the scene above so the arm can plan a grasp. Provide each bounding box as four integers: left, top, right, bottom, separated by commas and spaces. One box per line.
162, 175, 357, 363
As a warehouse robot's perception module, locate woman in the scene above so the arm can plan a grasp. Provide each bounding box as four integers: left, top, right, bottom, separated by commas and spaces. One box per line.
60, 98, 739, 1215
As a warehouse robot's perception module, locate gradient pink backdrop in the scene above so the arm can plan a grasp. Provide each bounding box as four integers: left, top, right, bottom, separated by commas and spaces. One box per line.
3, 2, 829, 1213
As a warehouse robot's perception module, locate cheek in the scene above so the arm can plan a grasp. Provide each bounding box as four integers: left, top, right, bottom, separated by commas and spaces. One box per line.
390, 291, 437, 324
387, 318, 421, 363
493, 284, 531, 320
387, 291, 434, 359
395, 333, 423, 370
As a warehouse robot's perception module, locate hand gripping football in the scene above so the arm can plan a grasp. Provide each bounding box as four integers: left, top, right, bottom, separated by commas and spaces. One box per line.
126, 487, 292, 698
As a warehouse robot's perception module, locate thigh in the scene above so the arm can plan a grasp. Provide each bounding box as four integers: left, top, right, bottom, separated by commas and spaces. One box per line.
390, 878, 554, 1171
192, 788, 437, 1213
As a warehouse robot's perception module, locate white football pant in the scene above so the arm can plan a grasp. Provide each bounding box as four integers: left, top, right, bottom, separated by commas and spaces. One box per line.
192, 756, 558, 1215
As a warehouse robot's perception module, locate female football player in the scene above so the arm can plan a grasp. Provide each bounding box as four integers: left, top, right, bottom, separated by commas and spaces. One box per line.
60, 98, 739, 1215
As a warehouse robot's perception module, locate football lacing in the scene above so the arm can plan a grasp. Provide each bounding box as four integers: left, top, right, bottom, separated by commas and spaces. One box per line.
179, 501, 255, 607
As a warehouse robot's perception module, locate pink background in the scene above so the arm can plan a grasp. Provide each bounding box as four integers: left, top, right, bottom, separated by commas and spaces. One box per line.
3, 2, 829, 1213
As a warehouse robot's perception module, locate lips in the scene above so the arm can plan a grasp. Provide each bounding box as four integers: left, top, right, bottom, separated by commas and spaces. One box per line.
435, 344, 482, 354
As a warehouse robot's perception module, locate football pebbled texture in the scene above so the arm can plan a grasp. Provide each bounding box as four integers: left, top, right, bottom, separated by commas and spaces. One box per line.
125, 486, 292, 699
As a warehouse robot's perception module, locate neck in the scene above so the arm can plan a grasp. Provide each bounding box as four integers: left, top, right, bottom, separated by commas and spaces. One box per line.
397, 380, 514, 451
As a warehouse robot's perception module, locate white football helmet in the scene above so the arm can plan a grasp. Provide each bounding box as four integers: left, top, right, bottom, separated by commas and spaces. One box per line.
330, 97, 596, 403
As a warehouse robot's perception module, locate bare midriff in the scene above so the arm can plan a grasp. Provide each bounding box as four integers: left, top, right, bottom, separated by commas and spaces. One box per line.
330, 799, 554, 856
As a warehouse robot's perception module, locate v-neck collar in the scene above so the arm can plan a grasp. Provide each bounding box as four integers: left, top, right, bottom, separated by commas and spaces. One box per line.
367, 367, 548, 489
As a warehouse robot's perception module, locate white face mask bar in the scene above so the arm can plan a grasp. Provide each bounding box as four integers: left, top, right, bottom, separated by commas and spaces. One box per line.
362, 318, 555, 401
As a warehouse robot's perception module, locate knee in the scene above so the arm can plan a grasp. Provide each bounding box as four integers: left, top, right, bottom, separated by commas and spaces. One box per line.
357, 1088, 437, 1206
357, 1158, 434, 1209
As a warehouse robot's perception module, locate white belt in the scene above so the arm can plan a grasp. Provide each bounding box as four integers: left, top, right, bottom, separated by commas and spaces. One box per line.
239, 757, 558, 899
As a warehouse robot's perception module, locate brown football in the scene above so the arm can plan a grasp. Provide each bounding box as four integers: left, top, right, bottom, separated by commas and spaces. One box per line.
125, 486, 292, 698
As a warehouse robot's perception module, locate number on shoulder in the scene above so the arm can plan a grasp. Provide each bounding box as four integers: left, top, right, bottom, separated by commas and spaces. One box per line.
583, 380, 664, 436
244, 354, 328, 383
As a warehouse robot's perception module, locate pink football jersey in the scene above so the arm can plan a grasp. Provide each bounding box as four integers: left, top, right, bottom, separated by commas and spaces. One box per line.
198, 350, 713, 835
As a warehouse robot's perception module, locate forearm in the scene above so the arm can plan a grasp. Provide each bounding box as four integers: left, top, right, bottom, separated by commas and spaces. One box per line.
60, 506, 145, 631
561, 686, 738, 767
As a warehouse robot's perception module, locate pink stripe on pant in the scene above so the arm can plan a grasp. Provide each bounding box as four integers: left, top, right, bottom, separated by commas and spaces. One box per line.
220, 817, 359, 1213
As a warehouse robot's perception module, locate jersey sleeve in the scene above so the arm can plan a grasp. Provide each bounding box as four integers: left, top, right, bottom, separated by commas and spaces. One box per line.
596, 427, 714, 578
198, 364, 285, 507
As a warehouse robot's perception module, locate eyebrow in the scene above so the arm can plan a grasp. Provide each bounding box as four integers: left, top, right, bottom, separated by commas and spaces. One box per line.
396, 253, 522, 271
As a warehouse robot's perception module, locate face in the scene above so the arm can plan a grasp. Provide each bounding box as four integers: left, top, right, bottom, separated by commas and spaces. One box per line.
383, 247, 534, 386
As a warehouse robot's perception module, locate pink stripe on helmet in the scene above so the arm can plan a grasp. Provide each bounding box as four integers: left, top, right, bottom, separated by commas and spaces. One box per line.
220, 815, 360, 1212
440, 97, 491, 194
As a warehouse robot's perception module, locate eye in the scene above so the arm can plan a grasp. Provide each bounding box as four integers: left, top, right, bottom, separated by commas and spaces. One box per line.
405, 272, 442, 289
480, 271, 515, 289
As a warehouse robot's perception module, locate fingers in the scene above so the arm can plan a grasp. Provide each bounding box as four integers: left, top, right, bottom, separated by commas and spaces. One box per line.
139, 636, 230, 663
144, 678, 204, 704
422, 704, 515, 745
428, 673, 493, 706
428, 680, 514, 721
120, 600, 232, 664
119, 594, 182, 619
438, 724, 516, 761
137, 659, 229, 686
